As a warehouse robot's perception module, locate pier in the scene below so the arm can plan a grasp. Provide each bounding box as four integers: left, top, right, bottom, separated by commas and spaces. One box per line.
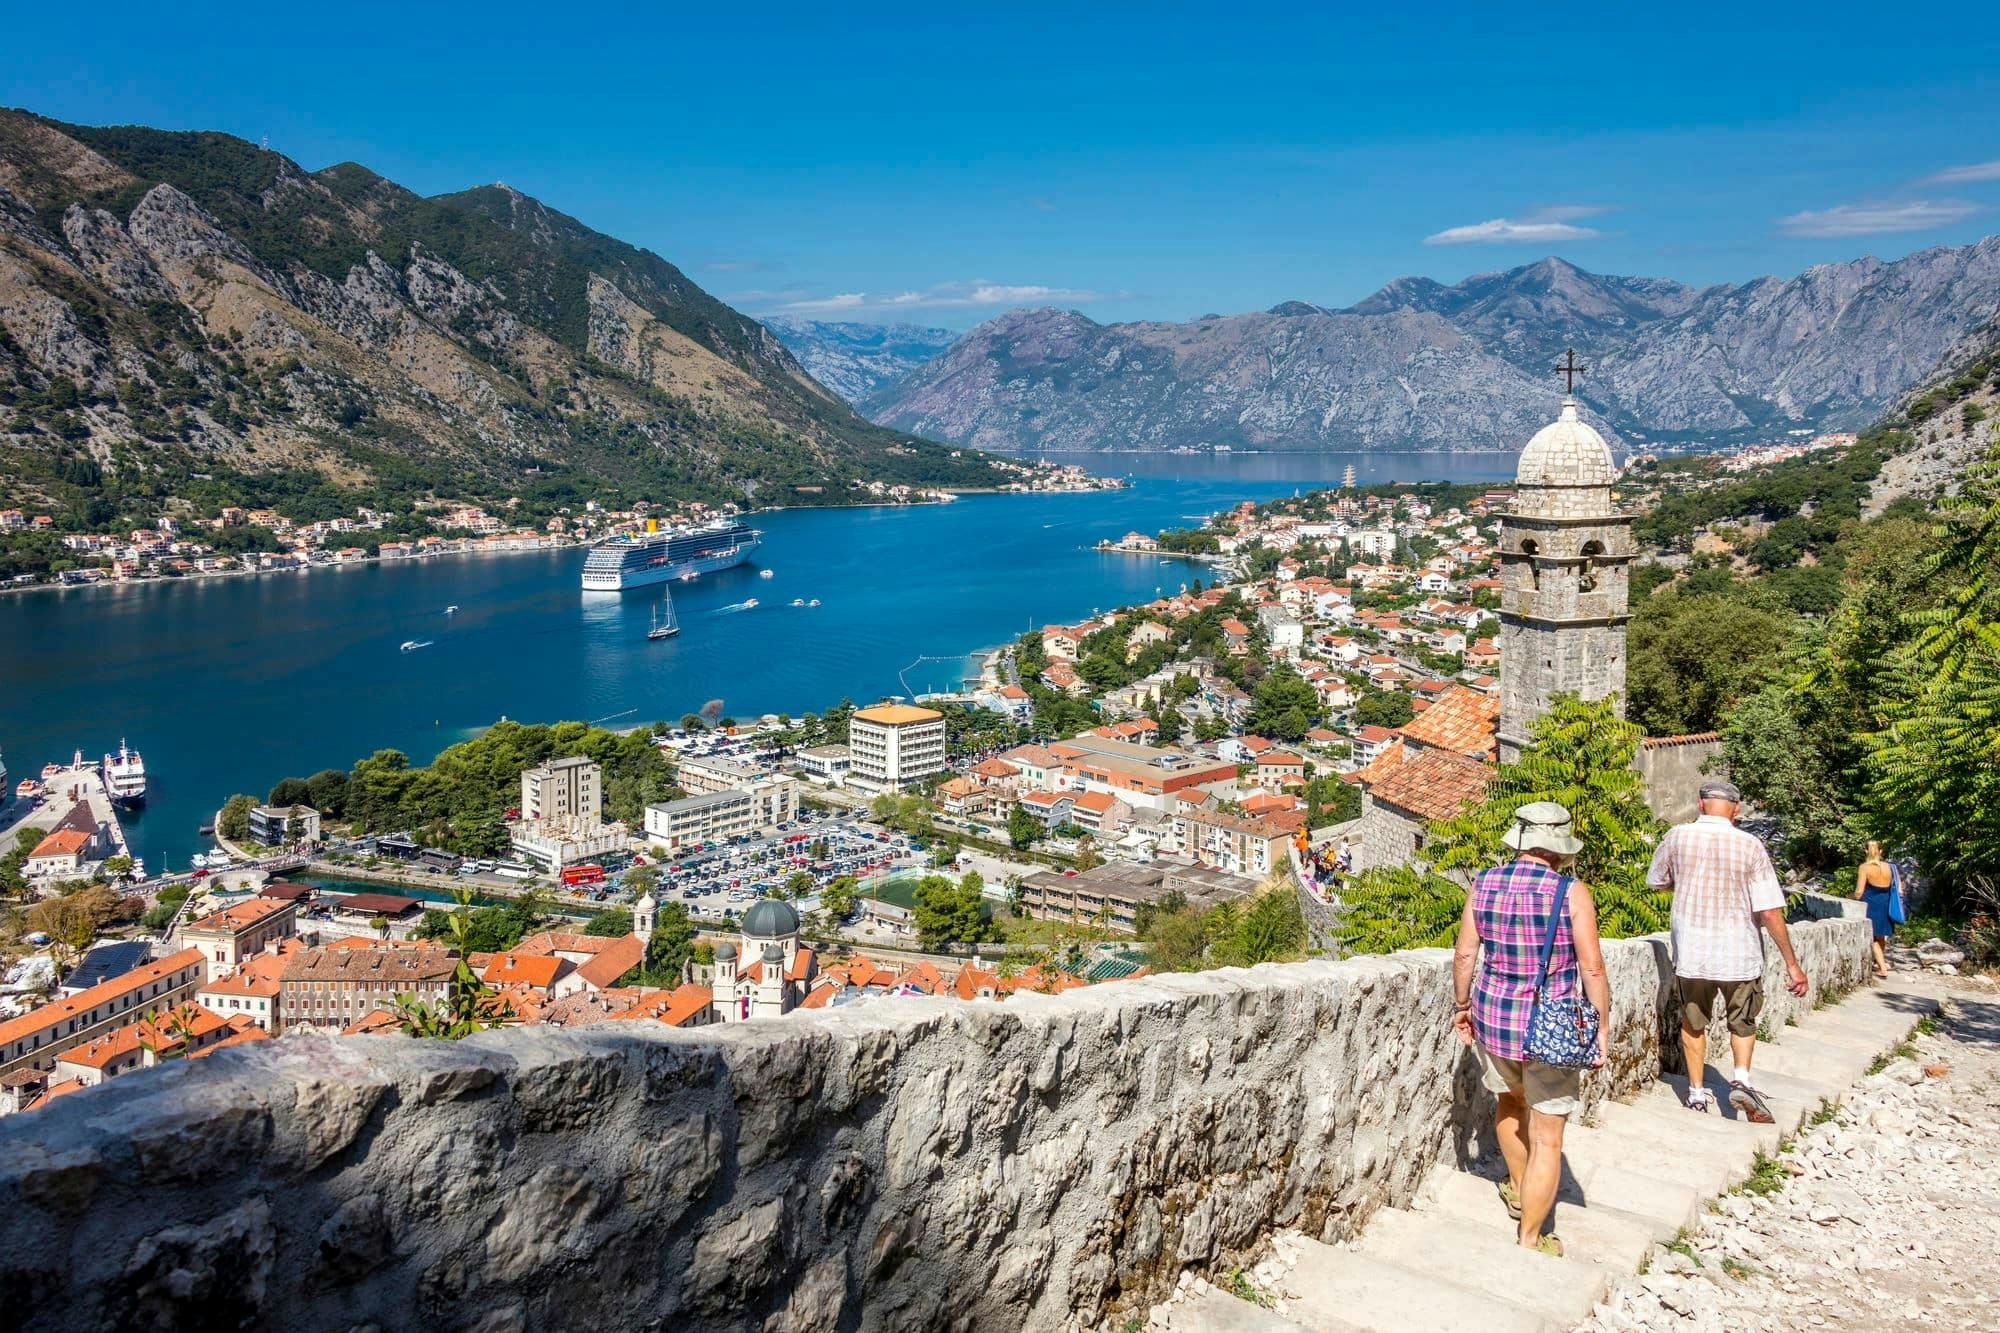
0, 755, 131, 870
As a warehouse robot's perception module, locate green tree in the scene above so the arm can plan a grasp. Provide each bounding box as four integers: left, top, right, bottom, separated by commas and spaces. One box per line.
583, 907, 634, 937
1007, 804, 1042, 851
1857, 444, 2000, 906
1154, 703, 1184, 745
1353, 691, 1414, 730
640, 901, 696, 984
912, 872, 995, 952
217, 793, 257, 841
1245, 665, 1320, 741
784, 870, 815, 899
1211, 887, 1307, 966
820, 874, 860, 923
1626, 592, 1787, 736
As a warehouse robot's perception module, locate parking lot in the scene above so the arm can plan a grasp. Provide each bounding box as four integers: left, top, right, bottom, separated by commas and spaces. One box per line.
649, 808, 927, 919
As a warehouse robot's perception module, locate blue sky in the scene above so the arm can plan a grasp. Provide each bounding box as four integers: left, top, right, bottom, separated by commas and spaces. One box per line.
7, 2, 1998, 328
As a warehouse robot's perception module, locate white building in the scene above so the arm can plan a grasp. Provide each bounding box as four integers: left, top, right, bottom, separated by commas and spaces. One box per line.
643, 775, 797, 851
847, 704, 947, 791
520, 756, 602, 825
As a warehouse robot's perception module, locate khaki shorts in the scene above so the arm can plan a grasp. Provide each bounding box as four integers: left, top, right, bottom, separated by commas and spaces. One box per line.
1480, 1050, 1581, 1117
1679, 976, 1764, 1038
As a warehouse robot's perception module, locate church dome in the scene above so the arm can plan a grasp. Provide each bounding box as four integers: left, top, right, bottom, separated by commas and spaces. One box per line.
1516, 399, 1617, 488
741, 898, 801, 939
714, 941, 738, 961
762, 943, 785, 966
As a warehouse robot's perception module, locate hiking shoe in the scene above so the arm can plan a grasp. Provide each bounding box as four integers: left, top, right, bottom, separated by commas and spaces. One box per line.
1683, 1090, 1713, 1113
1729, 1080, 1775, 1124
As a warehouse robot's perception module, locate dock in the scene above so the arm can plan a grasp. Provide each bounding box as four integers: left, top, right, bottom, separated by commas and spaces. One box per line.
0, 757, 131, 866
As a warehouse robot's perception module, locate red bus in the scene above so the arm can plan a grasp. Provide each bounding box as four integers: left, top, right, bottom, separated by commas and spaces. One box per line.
560, 863, 605, 886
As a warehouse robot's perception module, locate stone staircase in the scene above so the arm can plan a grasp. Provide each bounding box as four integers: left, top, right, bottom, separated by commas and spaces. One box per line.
1160, 980, 1942, 1333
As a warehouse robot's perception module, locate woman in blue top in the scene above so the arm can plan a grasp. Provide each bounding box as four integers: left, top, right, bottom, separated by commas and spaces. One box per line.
1854, 841, 1896, 978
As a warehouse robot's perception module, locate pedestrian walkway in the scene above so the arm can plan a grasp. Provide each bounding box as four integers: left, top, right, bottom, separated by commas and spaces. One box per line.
1153, 978, 1949, 1332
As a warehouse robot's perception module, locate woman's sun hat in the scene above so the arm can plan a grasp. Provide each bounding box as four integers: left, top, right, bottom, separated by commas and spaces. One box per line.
1502, 800, 1583, 857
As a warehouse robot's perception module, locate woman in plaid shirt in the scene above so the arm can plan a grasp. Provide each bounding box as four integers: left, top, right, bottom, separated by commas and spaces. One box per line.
1452, 801, 1612, 1257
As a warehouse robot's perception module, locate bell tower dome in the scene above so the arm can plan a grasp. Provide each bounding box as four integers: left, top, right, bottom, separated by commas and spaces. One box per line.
1497, 359, 1633, 763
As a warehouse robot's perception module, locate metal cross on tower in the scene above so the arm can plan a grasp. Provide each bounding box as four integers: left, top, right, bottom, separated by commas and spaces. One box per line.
1554, 347, 1588, 393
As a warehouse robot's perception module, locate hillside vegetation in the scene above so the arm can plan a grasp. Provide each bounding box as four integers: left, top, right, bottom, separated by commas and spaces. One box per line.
0, 110, 999, 527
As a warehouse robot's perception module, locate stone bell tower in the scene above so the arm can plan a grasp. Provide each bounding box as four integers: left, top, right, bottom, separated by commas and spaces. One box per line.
1497, 353, 1634, 763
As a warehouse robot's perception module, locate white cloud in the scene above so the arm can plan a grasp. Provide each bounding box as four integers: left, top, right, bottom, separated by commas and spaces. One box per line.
1422, 205, 1610, 246
742, 279, 1127, 315
1777, 199, 1978, 237
1918, 160, 2000, 186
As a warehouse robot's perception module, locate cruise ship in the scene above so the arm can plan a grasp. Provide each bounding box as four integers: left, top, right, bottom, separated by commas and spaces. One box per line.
580, 518, 760, 591
101, 740, 147, 808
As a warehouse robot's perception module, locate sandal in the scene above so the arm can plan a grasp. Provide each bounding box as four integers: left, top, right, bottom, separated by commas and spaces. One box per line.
1497, 1179, 1522, 1221
1531, 1234, 1565, 1258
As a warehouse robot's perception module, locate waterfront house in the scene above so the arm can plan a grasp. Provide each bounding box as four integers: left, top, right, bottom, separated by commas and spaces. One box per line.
248, 804, 321, 846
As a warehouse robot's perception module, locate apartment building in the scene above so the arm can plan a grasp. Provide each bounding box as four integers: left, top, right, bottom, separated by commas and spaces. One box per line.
0, 948, 206, 1078
644, 775, 796, 851
1173, 806, 1304, 878
847, 704, 947, 791
277, 946, 454, 1034
520, 756, 602, 825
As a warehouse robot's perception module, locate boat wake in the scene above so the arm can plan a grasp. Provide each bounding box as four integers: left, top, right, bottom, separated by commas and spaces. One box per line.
711, 599, 759, 614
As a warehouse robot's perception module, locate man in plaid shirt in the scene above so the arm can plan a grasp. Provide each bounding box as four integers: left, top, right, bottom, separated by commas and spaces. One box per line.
1647, 779, 1809, 1122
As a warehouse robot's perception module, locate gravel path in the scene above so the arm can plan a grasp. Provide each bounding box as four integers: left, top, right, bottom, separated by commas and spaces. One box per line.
1581, 975, 2000, 1332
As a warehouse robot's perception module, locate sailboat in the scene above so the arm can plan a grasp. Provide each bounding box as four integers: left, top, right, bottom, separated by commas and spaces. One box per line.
647, 593, 679, 640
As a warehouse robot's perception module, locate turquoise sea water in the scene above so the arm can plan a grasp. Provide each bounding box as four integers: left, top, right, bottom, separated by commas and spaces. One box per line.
0, 451, 1511, 870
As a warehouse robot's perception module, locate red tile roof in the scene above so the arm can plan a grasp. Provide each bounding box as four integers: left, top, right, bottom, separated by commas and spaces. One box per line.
1364, 746, 1492, 822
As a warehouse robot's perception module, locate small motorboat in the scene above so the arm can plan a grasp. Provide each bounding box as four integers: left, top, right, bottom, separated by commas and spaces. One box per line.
790, 598, 805, 607
807, 598, 820, 607
759, 569, 774, 579
400, 640, 432, 652
443, 605, 459, 614
741, 598, 758, 608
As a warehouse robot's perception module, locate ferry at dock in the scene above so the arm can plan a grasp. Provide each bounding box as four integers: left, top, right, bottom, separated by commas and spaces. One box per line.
101, 740, 147, 808
581, 518, 759, 591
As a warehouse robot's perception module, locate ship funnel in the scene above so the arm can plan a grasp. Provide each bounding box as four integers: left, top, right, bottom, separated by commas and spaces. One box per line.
646, 517, 659, 533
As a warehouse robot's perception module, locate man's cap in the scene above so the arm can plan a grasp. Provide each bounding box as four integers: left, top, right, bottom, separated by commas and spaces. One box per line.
1698, 779, 1742, 803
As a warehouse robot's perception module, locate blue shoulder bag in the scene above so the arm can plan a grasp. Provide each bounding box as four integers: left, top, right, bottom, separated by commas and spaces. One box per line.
1888, 862, 1907, 926
1523, 875, 1602, 1070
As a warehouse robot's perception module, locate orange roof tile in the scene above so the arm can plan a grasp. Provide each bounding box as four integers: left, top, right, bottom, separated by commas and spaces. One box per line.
1365, 746, 1492, 822
481, 953, 571, 990
0, 948, 205, 1049
1395, 685, 1499, 760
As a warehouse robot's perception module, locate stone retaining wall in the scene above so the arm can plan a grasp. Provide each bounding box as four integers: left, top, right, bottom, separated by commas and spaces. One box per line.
0, 909, 1871, 1333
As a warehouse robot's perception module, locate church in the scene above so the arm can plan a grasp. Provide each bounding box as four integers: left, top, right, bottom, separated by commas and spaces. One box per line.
1346, 367, 1666, 871
632, 892, 820, 1021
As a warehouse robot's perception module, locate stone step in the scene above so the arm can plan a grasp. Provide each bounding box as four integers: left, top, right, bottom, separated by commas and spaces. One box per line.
1352, 1206, 1610, 1327
1797, 1012, 1916, 1050
1668, 1066, 1834, 1132
1276, 1237, 1556, 1333
1554, 1157, 1700, 1239
1413, 1166, 1657, 1271
1167, 1286, 1319, 1332
1627, 1083, 1796, 1143
1589, 1092, 1783, 1157
1559, 1119, 1745, 1197
1747, 1041, 1868, 1090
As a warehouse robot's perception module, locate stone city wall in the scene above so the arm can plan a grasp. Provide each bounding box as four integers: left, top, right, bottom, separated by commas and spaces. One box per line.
0, 909, 1870, 1333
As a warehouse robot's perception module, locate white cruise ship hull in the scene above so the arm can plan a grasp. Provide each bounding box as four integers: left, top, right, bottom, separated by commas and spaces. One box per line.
581, 537, 759, 591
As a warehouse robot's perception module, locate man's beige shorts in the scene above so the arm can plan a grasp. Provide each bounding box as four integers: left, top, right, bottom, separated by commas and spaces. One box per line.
1480, 1050, 1581, 1116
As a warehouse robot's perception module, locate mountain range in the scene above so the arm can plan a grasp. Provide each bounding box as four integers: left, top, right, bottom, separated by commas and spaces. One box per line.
761, 317, 957, 403
0, 110, 998, 521
838, 245, 2000, 452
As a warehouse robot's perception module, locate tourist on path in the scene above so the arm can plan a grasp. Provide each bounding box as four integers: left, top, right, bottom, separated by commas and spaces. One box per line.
1646, 779, 1809, 1123
1854, 840, 1898, 978
1452, 801, 1611, 1256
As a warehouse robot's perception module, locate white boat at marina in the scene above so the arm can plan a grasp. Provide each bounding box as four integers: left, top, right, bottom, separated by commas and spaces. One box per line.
100, 740, 147, 807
